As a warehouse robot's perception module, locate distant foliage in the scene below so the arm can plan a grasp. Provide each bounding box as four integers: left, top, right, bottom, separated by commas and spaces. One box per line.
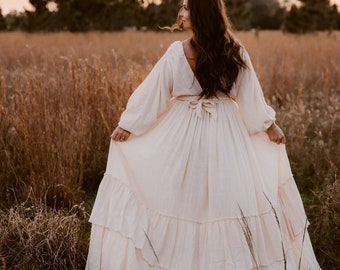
26, 0, 52, 31
248, 0, 286, 30
2, 0, 338, 32
142, 1, 180, 30
225, 0, 251, 30
21, 0, 180, 32
284, 0, 340, 33
0, 9, 6, 31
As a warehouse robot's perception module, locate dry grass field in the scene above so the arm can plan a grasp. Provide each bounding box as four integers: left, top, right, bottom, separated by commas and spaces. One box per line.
0, 31, 339, 269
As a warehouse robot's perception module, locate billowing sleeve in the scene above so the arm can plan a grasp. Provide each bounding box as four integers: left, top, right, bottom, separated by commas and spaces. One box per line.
231, 48, 276, 134
118, 48, 173, 136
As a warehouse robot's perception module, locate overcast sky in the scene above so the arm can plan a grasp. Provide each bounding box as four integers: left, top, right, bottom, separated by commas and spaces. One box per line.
0, 0, 339, 15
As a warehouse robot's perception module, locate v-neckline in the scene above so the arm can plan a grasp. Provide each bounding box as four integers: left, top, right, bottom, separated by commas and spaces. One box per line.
178, 41, 203, 92
180, 41, 196, 75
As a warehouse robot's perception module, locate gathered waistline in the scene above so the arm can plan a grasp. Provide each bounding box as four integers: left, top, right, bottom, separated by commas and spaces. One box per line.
174, 95, 232, 120
175, 94, 231, 103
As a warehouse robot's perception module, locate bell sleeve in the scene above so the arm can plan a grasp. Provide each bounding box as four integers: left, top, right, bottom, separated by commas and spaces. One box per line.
118, 48, 173, 136
231, 48, 276, 134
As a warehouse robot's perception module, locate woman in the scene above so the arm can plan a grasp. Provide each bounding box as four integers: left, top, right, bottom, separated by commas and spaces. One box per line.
86, 0, 320, 269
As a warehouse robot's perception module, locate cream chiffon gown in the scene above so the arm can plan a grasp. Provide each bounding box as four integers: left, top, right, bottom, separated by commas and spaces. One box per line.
86, 41, 320, 270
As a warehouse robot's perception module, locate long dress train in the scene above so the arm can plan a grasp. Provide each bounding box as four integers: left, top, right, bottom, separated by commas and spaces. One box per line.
86, 41, 320, 270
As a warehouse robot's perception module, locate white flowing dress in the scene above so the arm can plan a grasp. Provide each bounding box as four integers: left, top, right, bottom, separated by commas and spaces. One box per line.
86, 41, 320, 270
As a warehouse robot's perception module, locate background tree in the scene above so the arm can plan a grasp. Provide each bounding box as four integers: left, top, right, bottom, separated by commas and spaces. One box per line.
51, 0, 91, 31
52, 0, 110, 31
0, 9, 6, 31
26, 0, 52, 31
225, 0, 251, 30
326, 3, 339, 30
1, 0, 339, 32
3, 11, 26, 31
110, 0, 144, 30
283, 5, 303, 33
284, 0, 340, 32
51, 0, 144, 31
337, 6, 340, 29
143, 0, 179, 30
248, 0, 286, 30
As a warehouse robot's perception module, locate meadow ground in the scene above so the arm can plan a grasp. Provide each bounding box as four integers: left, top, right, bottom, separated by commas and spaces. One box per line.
0, 31, 339, 269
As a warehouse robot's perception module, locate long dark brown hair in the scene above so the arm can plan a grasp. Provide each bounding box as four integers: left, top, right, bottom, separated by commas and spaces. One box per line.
181, 0, 247, 97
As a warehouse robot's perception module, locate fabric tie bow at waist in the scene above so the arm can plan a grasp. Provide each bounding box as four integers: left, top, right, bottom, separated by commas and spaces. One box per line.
188, 99, 217, 120
176, 95, 230, 120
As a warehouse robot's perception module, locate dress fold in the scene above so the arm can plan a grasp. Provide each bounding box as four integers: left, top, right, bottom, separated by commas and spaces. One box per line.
88, 172, 316, 270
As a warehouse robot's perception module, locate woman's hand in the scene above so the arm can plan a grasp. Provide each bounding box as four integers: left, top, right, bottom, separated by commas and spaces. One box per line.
110, 126, 131, 142
266, 123, 286, 144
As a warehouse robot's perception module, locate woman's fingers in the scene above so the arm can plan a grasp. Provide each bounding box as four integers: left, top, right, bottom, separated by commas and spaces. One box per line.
271, 134, 285, 144
110, 131, 123, 141
281, 135, 286, 144
110, 127, 131, 142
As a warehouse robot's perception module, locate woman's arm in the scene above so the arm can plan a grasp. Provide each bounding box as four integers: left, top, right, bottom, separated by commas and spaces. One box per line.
114, 45, 174, 138
232, 48, 281, 141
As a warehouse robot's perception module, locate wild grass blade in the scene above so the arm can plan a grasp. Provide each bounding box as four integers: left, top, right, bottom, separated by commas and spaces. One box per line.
263, 193, 287, 270
298, 217, 309, 270
237, 204, 260, 269
144, 230, 160, 265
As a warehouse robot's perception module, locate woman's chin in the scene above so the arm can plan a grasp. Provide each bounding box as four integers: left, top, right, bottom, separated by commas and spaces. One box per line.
182, 24, 192, 31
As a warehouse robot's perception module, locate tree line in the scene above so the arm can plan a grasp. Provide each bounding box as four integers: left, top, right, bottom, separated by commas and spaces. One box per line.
0, 0, 339, 33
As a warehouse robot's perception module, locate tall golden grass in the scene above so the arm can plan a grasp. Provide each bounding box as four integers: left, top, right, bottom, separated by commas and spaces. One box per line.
0, 201, 88, 269
0, 31, 339, 269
